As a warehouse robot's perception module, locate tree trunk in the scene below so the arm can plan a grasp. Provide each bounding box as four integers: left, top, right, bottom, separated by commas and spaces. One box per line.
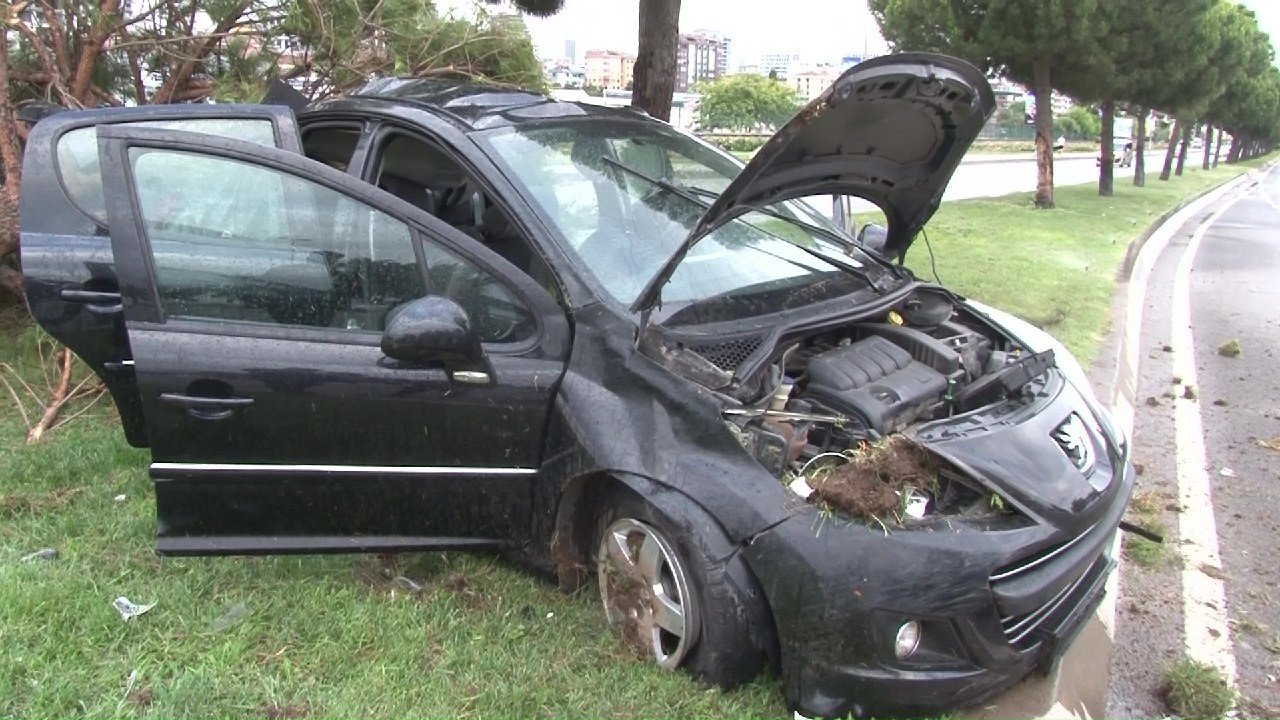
1133, 109, 1147, 187
0, 25, 28, 301
1159, 119, 1181, 181
631, 0, 681, 122
70, 0, 120, 105
1175, 124, 1191, 176
1032, 60, 1055, 209
1098, 100, 1114, 196
1213, 127, 1225, 168
1202, 125, 1213, 170
1227, 133, 1243, 164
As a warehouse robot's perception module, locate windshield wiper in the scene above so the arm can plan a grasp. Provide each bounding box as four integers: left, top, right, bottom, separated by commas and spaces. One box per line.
600, 156, 886, 290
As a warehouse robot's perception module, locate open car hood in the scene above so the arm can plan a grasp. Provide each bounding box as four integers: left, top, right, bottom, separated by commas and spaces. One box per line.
631, 53, 995, 315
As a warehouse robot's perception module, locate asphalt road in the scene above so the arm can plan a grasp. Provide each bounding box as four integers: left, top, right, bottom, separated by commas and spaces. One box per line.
1108, 165, 1280, 718
944, 151, 1169, 201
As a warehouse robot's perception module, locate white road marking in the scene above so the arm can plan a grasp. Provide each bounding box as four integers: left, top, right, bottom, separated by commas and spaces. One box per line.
1168, 182, 1264, 683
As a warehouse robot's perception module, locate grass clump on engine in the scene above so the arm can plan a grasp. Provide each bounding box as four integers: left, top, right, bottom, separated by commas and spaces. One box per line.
806, 436, 938, 525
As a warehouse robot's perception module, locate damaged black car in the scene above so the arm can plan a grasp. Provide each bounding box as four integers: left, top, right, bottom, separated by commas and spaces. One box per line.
20, 53, 1134, 718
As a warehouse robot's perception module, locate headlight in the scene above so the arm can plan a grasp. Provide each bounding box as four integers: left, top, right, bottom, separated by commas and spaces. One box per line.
966, 300, 1127, 454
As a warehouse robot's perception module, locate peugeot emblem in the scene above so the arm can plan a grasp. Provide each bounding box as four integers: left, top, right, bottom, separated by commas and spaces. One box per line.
1053, 414, 1095, 475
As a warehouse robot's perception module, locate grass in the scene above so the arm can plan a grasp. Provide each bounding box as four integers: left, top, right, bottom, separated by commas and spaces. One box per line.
905, 155, 1273, 365
1, 155, 1272, 718
1122, 490, 1170, 568
1161, 659, 1236, 719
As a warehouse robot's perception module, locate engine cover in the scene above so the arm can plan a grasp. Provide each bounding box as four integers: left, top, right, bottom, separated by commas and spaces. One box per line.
801, 335, 947, 433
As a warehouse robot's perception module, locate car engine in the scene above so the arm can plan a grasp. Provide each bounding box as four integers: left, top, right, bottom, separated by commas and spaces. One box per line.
674, 288, 1058, 523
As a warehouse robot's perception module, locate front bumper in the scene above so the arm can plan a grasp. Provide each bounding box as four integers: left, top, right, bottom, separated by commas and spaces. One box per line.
744, 457, 1135, 719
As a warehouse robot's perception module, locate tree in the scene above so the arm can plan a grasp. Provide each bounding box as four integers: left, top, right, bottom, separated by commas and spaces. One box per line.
870, 0, 1104, 209
631, 0, 681, 122
695, 74, 799, 132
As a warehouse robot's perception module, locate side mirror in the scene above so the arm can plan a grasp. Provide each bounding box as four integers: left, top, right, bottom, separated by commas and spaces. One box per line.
856, 223, 890, 256
381, 296, 490, 382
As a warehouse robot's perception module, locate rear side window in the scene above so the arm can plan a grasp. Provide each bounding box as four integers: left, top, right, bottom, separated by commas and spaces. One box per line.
56, 118, 276, 224
128, 148, 424, 333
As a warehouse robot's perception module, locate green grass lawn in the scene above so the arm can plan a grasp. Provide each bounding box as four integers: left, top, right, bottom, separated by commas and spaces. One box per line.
0, 156, 1270, 718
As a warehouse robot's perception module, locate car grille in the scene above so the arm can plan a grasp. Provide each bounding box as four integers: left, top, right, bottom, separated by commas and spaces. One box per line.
997, 565, 1093, 649
989, 524, 1103, 650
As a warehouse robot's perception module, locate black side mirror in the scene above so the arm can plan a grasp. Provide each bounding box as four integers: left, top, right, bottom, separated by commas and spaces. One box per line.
381, 296, 491, 383
857, 223, 890, 256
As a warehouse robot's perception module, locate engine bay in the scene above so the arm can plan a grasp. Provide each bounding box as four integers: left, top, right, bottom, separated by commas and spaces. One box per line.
657, 286, 1060, 526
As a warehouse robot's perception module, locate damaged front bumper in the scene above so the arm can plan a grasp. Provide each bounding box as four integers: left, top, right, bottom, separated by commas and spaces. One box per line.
744, 449, 1135, 719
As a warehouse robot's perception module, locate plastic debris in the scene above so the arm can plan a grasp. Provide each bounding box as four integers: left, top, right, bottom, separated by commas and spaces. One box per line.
1258, 436, 1280, 451
788, 476, 814, 499
21, 548, 58, 562
393, 576, 423, 594
1219, 467, 1236, 478
902, 489, 930, 520
210, 601, 248, 632
113, 597, 156, 621
113, 494, 127, 502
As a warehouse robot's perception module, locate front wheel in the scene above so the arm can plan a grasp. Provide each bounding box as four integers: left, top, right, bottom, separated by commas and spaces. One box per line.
594, 490, 771, 688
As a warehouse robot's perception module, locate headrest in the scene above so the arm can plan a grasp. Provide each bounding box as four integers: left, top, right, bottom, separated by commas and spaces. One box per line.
483, 204, 512, 239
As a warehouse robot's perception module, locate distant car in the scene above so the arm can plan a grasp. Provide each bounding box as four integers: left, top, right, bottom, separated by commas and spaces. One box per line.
20, 53, 1133, 719
1097, 139, 1135, 167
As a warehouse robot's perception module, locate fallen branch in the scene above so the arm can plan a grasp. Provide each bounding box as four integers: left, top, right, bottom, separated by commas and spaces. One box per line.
26, 346, 72, 443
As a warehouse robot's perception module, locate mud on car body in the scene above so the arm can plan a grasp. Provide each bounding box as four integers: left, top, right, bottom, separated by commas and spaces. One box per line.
20, 53, 1133, 718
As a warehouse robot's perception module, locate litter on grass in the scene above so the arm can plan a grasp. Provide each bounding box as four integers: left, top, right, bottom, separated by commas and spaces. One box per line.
113, 597, 156, 621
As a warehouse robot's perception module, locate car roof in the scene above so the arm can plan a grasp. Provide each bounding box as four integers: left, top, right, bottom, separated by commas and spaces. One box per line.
328, 76, 652, 131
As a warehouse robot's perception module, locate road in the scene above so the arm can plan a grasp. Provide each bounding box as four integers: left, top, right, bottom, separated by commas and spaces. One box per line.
944, 151, 1168, 201
1108, 165, 1280, 717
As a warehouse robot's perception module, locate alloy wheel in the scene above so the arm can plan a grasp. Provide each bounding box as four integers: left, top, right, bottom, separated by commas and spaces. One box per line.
597, 517, 699, 669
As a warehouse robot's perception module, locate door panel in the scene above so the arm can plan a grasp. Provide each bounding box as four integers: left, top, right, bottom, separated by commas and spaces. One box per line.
19, 105, 302, 446
96, 127, 570, 553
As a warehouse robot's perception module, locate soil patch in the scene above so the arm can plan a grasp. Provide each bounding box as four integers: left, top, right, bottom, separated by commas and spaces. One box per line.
808, 436, 938, 521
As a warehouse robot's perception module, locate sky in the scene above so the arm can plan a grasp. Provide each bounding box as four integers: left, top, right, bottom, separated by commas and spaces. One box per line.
517, 0, 1280, 70
520, 0, 889, 67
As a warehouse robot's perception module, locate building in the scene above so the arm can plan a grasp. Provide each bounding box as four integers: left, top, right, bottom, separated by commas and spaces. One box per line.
757, 51, 802, 79
675, 31, 730, 92
548, 64, 586, 88
564, 39, 576, 65
550, 87, 701, 131
583, 49, 636, 90
789, 65, 840, 102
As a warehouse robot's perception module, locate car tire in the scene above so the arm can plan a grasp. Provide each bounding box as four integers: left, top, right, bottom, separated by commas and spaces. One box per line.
593, 489, 768, 689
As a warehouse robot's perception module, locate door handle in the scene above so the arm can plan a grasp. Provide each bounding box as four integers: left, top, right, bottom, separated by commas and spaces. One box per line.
59, 288, 123, 315
159, 393, 254, 421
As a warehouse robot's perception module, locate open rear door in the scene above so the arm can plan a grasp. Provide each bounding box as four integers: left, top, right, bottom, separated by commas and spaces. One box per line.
19, 106, 302, 446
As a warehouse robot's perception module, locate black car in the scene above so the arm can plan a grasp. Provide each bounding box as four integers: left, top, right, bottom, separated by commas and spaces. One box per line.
20, 53, 1133, 718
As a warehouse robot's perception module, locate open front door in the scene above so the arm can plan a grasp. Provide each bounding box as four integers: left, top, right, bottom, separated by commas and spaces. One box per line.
94, 127, 568, 555
20, 106, 303, 446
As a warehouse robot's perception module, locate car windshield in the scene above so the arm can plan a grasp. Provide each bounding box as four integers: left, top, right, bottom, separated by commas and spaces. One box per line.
477, 121, 890, 324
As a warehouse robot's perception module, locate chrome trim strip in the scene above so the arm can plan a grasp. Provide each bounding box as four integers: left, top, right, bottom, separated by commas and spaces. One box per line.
1004, 568, 1092, 645
990, 523, 1099, 582
150, 462, 537, 476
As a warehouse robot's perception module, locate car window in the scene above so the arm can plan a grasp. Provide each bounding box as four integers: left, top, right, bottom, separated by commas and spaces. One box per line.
419, 240, 536, 344
57, 118, 276, 223
498, 133, 601, 248
128, 148, 424, 333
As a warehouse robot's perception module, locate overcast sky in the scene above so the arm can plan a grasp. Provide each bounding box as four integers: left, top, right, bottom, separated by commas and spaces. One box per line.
521, 0, 1280, 69
522, 0, 889, 66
